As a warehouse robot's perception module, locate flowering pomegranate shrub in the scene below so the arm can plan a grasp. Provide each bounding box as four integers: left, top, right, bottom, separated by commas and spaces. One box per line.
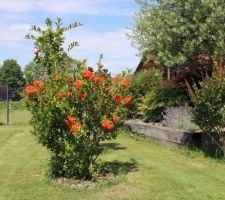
24, 64, 131, 179
24, 18, 132, 179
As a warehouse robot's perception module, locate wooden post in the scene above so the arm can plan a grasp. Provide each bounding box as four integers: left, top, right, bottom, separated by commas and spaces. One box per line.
6, 85, 9, 125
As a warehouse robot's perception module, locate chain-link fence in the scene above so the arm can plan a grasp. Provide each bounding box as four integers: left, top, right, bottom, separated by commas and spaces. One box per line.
0, 86, 30, 125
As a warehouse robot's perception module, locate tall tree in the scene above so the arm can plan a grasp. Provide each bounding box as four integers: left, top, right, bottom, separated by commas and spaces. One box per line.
0, 59, 26, 100
129, 0, 225, 72
24, 61, 46, 84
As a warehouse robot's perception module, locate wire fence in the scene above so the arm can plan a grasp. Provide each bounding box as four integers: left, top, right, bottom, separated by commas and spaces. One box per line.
0, 85, 11, 125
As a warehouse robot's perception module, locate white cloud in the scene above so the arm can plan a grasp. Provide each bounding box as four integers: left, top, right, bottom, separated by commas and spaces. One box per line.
0, 24, 139, 73
67, 28, 137, 57
66, 27, 139, 74
0, 0, 134, 16
0, 0, 140, 73
0, 24, 30, 46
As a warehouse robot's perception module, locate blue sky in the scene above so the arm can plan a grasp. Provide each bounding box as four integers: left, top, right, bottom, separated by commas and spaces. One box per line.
0, 0, 140, 74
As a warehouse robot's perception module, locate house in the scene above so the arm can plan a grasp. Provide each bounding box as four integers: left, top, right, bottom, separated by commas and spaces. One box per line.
134, 56, 214, 86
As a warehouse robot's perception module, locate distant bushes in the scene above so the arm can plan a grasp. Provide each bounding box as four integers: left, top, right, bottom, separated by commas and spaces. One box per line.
128, 68, 187, 122
127, 68, 163, 118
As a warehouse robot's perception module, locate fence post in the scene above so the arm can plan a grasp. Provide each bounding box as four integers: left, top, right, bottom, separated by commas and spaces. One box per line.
6, 85, 9, 125
167, 67, 171, 81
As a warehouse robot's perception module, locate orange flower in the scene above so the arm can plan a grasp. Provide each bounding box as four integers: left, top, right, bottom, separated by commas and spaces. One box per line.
33, 80, 44, 90
113, 116, 120, 123
75, 80, 82, 88
114, 95, 122, 103
101, 121, 114, 130
55, 74, 61, 81
70, 123, 80, 134
57, 92, 64, 99
103, 87, 110, 93
40, 93, 45, 98
94, 76, 105, 83
123, 97, 132, 105
100, 77, 106, 82
122, 80, 129, 89
83, 70, 94, 79
69, 78, 74, 84
24, 85, 38, 94
34, 50, 39, 56
66, 115, 76, 128
94, 76, 101, 83
67, 115, 76, 123
67, 91, 72, 98
78, 92, 86, 100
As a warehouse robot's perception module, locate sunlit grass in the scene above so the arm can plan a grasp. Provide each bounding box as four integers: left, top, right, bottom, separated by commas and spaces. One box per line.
0, 110, 225, 199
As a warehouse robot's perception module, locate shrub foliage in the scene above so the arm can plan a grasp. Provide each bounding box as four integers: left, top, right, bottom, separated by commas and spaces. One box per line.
188, 65, 225, 156
139, 83, 187, 122
127, 68, 163, 118
24, 18, 132, 179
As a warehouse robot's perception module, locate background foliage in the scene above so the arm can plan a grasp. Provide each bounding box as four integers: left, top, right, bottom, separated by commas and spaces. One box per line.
0, 59, 25, 100
127, 68, 163, 118
129, 0, 225, 72
188, 65, 225, 156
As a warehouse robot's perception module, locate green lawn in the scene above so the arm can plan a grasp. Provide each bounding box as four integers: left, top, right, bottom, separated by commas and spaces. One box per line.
1, 110, 225, 199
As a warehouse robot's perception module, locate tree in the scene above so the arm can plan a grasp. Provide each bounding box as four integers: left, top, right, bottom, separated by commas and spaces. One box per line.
0, 59, 25, 100
24, 61, 46, 84
129, 0, 225, 72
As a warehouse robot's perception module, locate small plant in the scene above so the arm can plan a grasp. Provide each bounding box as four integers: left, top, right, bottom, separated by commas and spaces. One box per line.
162, 107, 198, 131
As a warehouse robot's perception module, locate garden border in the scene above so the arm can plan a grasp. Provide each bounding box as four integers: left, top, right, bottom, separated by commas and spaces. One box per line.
125, 119, 202, 148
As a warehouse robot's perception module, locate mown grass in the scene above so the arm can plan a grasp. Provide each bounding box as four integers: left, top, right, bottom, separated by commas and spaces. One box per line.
1, 110, 225, 199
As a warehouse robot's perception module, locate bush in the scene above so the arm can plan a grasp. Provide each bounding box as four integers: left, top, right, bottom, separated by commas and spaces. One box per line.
139, 83, 187, 122
24, 18, 132, 180
127, 68, 163, 118
162, 107, 198, 131
188, 67, 225, 156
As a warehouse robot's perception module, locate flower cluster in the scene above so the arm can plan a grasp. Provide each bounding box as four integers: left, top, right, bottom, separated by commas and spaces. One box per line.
101, 121, 114, 130
66, 115, 81, 134
24, 80, 44, 95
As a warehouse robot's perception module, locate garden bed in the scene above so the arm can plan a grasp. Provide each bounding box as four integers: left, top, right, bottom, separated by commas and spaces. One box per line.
125, 119, 202, 148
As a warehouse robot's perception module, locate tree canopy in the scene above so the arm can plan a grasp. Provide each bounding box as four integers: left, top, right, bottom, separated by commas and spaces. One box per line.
0, 59, 25, 100
24, 61, 46, 84
129, 0, 225, 71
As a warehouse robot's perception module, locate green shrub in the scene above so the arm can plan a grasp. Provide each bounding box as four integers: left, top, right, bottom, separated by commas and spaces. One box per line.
139, 83, 187, 122
24, 18, 132, 180
127, 68, 163, 118
188, 68, 225, 156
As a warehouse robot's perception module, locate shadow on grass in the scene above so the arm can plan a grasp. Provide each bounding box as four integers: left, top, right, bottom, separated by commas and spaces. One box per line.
100, 158, 138, 176
101, 142, 127, 152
